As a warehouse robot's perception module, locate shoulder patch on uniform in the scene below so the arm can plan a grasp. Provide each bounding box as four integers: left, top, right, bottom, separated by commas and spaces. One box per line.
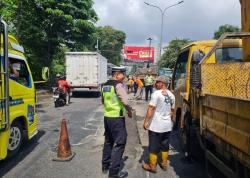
103, 86, 112, 92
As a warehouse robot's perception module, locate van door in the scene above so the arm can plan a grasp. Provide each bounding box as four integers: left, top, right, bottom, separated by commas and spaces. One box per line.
0, 20, 10, 132
0, 24, 3, 130
9, 57, 36, 137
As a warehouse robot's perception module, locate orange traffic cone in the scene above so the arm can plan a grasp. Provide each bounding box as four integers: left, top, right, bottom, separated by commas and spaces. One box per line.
53, 119, 75, 161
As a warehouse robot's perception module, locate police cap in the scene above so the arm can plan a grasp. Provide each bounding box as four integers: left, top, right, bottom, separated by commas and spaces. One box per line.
112, 67, 126, 73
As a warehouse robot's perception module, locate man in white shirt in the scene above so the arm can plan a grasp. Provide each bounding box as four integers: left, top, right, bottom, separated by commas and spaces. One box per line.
142, 76, 175, 173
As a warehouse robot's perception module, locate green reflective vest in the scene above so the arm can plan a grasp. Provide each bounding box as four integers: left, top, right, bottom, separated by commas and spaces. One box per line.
102, 80, 124, 117
144, 75, 154, 86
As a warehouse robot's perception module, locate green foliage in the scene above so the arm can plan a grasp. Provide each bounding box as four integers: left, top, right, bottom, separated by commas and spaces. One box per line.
213, 24, 240, 39
1, 0, 98, 80
50, 48, 67, 76
1, 0, 127, 83
159, 38, 192, 69
94, 26, 126, 65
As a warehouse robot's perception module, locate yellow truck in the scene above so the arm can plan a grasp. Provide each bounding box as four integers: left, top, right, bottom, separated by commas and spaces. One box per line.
172, 1, 250, 177
0, 20, 48, 160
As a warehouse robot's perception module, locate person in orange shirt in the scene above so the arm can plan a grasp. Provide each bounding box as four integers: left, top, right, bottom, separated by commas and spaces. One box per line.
135, 77, 144, 99
128, 77, 134, 93
132, 76, 138, 96
57, 74, 71, 105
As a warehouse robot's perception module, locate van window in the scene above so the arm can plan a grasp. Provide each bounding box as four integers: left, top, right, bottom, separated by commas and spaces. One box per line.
9, 58, 31, 87
173, 50, 189, 89
216, 47, 243, 63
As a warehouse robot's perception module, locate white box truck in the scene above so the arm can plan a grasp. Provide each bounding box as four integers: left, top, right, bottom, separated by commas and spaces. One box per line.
65, 52, 107, 94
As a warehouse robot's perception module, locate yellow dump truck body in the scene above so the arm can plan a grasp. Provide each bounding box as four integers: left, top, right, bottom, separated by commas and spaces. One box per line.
201, 62, 250, 167
173, 39, 250, 170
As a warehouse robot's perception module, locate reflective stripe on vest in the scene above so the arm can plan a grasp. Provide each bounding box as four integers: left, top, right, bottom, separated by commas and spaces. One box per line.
102, 85, 124, 117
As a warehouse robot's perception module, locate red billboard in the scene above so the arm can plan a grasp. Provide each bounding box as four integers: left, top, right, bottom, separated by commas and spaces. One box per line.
123, 46, 154, 62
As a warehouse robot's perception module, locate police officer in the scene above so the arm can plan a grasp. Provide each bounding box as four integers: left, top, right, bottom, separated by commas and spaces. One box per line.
102, 67, 133, 178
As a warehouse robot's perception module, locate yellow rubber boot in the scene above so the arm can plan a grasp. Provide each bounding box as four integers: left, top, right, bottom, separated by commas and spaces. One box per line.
160, 151, 169, 171
142, 153, 157, 173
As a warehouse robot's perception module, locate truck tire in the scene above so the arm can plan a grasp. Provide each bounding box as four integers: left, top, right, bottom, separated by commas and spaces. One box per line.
95, 91, 101, 97
8, 121, 23, 157
181, 112, 192, 159
55, 101, 59, 108
183, 111, 204, 162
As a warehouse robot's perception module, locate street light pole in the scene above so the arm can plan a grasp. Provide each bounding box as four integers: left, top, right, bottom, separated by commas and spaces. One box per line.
147, 37, 153, 68
95, 37, 100, 52
144, 1, 184, 62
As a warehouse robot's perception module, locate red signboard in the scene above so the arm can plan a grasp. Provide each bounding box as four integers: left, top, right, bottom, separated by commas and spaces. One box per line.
123, 46, 154, 62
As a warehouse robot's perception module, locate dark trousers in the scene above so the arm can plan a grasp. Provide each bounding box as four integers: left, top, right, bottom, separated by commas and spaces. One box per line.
134, 83, 138, 96
127, 85, 130, 92
148, 130, 171, 153
145, 85, 153, 101
173, 108, 181, 130
102, 117, 127, 176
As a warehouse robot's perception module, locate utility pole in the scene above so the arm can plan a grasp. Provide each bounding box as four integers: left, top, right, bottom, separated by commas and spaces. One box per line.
147, 37, 153, 68
95, 37, 100, 52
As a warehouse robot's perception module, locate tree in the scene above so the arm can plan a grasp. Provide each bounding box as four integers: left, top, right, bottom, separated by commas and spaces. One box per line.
159, 38, 192, 69
1, 0, 98, 79
213, 24, 240, 39
94, 26, 126, 65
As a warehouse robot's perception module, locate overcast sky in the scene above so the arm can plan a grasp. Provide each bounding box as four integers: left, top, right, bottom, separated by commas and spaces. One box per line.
93, 0, 241, 49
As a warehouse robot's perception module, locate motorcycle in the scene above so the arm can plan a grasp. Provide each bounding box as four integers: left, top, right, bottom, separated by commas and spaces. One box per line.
52, 87, 66, 107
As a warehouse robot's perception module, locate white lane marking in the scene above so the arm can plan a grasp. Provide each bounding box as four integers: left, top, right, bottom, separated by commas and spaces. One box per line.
95, 124, 101, 137
81, 126, 97, 131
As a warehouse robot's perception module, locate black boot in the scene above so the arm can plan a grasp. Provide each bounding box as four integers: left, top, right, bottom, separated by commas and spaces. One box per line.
108, 171, 128, 178
102, 165, 109, 174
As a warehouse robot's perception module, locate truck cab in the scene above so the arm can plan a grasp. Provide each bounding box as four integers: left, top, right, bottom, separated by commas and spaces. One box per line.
171, 39, 243, 120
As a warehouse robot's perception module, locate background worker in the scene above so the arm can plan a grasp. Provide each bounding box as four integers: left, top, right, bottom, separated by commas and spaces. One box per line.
144, 72, 155, 101
134, 76, 144, 99
128, 77, 134, 93
101, 67, 133, 178
132, 76, 138, 96
142, 76, 175, 173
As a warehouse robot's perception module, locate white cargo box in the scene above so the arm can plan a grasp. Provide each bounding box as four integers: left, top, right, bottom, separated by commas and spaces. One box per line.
66, 52, 107, 90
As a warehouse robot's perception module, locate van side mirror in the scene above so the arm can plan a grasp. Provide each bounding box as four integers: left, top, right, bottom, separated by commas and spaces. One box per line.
42, 67, 49, 81
34, 67, 50, 84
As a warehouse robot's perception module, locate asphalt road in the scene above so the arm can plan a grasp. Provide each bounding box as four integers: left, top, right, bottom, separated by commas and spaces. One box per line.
0, 91, 105, 178
0, 91, 206, 178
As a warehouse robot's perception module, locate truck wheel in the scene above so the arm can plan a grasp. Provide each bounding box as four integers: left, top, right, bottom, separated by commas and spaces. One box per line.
8, 122, 23, 157
95, 91, 101, 97
183, 111, 192, 160
55, 100, 59, 108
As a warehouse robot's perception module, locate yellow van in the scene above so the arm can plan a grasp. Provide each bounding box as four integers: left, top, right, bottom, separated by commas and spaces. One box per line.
0, 19, 48, 160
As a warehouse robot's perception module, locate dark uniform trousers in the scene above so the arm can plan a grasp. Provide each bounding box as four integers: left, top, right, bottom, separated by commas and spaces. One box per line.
145, 85, 153, 101
102, 117, 127, 175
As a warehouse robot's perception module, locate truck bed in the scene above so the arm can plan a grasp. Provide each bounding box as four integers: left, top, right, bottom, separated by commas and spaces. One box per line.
200, 62, 250, 167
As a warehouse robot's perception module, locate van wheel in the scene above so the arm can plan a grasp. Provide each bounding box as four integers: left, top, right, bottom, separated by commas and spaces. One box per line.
8, 122, 23, 157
